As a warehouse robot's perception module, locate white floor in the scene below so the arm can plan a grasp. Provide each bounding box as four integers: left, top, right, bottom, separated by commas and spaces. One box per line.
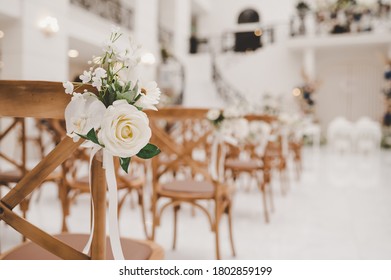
1, 147, 391, 259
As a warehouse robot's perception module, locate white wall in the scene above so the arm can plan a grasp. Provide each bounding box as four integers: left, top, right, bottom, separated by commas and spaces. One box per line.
215, 45, 302, 104
316, 46, 385, 131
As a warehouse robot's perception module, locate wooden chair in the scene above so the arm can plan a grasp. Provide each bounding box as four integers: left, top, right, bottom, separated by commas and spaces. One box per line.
61, 147, 150, 238
148, 107, 235, 260
224, 116, 274, 223
0, 80, 163, 260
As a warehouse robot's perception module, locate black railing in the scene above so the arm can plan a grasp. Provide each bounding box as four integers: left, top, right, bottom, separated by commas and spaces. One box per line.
158, 26, 186, 106
290, 3, 390, 37
211, 53, 247, 105
190, 25, 276, 54
70, 0, 134, 30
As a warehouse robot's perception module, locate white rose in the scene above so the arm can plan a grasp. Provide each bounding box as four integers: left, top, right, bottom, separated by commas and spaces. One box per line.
99, 100, 151, 158
207, 109, 221, 121
64, 92, 106, 141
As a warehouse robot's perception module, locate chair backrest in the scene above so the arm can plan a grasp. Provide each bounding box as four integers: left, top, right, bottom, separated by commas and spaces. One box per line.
147, 107, 218, 189
0, 80, 107, 259
354, 117, 382, 153
327, 117, 354, 152
0, 118, 27, 175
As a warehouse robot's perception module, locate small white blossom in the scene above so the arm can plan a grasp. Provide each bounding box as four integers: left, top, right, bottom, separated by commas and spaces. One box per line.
79, 70, 92, 84
92, 77, 103, 91
63, 81, 74, 95
207, 109, 221, 121
93, 67, 107, 79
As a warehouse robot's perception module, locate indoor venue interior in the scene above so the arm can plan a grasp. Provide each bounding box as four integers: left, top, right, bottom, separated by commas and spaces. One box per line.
0, 0, 391, 260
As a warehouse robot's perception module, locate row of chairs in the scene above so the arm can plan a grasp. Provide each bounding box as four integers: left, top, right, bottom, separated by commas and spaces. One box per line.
0, 81, 302, 259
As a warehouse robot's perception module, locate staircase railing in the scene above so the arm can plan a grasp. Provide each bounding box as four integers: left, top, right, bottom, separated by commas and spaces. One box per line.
70, 0, 134, 30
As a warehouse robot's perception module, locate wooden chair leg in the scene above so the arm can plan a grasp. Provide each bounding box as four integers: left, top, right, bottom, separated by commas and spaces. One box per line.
59, 182, 70, 232
172, 204, 180, 250
267, 181, 275, 213
260, 182, 270, 223
279, 170, 286, 196
137, 189, 150, 240
227, 204, 236, 257
214, 201, 221, 260
151, 194, 158, 241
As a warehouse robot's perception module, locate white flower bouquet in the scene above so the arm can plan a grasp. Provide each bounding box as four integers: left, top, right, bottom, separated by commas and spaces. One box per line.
63, 27, 160, 172
206, 108, 249, 142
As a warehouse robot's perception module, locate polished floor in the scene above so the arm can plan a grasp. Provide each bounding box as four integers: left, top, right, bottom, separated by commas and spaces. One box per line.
1, 147, 391, 259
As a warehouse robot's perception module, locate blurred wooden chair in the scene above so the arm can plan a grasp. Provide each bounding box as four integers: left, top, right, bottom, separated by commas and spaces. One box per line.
148, 107, 235, 260
264, 132, 289, 195
61, 147, 150, 238
0, 80, 163, 260
224, 116, 274, 223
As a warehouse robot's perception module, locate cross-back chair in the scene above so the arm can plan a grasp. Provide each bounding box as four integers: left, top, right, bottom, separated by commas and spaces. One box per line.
148, 107, 235, 260
0, 80, 163, 260
224, 115, 274, 223
60, 146, 150, 238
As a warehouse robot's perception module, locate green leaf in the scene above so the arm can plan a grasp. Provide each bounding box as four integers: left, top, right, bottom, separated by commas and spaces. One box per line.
137, 143, 161, 159
87, 128, 100, 145
119, 157, 131, 173
75, 129, 103, 147
117, 91, 132, 103
124, 81, 131, 92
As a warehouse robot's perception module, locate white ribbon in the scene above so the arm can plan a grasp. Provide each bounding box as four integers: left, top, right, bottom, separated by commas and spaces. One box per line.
82, 145, 125, 260
210, 133, 235, 182
103, 150, 125, 260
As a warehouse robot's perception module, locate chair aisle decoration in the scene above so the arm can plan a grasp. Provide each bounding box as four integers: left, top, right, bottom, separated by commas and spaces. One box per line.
62, 26, 161, 259
0, 26, 163, 260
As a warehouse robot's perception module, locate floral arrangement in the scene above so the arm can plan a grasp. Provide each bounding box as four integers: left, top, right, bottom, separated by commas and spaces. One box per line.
382, 63, 391, 128
63, 27, 161, 172
206, 107, 249, 142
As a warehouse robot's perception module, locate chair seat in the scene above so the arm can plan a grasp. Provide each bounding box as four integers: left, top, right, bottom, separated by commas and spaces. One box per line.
0, 169, 23, 184
225, 159, 263, 171
160, 179, 214, 199
0, 233, 163, 260
70, 174, 143, 192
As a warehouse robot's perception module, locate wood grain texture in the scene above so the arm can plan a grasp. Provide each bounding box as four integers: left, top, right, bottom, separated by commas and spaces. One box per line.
0, 201, 89, 260
0, 80, 96, 119
1, 137, 82, 209
90, 152, 107, 260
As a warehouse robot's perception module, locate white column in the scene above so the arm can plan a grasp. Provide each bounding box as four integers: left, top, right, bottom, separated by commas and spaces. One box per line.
158, 0, 191, 60
133, 0, 159, 80
172, 0, 191, 60
303, 48, 316, 81
1, 0, 68, 80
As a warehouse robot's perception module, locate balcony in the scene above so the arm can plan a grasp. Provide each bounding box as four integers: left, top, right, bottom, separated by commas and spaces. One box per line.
70, 0, 134, 30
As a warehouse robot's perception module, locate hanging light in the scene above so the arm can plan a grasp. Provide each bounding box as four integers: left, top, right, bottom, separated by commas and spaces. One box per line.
68, 49, 79, 58
292, 87, 302, 97
38, 16, 59, 36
